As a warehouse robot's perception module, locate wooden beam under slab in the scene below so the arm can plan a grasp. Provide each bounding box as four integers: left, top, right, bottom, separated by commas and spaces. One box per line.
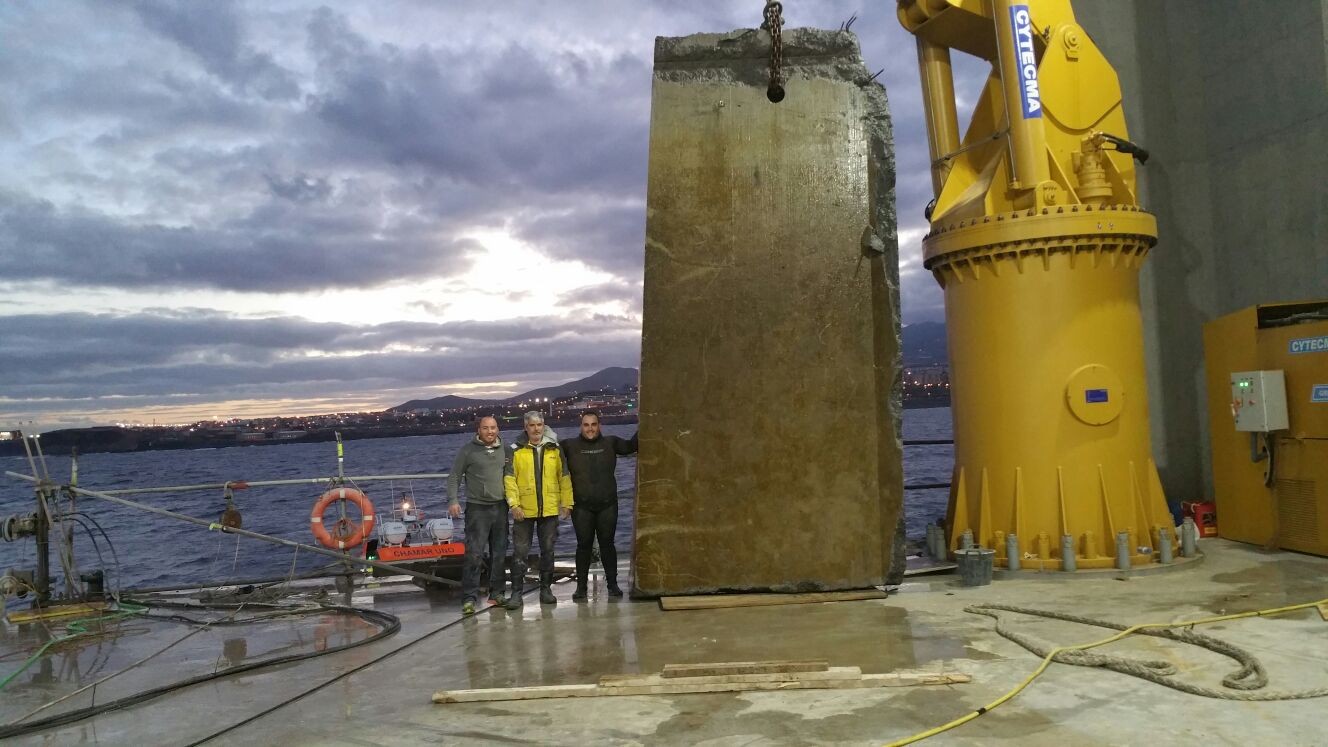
658, 590, 888, 611
659, 660, 829, 679
432, 669, 971, 704
600, 668, 861, 688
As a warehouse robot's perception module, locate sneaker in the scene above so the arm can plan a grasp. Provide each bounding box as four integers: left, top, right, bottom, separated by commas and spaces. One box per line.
572, 584, 588, 602
487, 594, 505, 606
540, 586, 556, 605
607, 583, 624, 598
503, 594, 523, 610
461, 600, 476, 616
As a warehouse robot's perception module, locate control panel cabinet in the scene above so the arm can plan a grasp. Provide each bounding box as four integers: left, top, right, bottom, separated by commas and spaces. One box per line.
1230, 370, 1289, 432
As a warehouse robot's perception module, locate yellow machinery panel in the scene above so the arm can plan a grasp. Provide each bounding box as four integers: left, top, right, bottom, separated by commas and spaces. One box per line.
1204, 301, 1328, 556
898, 0, 1173, 569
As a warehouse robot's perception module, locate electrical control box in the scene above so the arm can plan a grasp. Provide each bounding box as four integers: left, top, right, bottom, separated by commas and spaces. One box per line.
1230, 370, 1289, 432
1206, 302, 1328, 557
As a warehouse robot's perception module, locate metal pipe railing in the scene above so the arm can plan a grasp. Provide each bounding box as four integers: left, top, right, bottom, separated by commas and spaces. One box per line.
5, 472, 459, 587
97, 473, 449, 496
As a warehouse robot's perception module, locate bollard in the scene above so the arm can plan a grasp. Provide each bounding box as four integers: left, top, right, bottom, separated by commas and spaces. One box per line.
1005, 533, 1021, 571
1061, 534, 1077, 572
1159, 527, 1174, 564
960, 529, 974, 550
1115, 531, 1132, 571
1181, 517, 1197, 558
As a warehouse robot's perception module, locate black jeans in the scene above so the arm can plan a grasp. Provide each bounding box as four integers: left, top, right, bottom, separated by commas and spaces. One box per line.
572, 503, 618, 586
461, 502, 508, 603
510, 516, 559, 593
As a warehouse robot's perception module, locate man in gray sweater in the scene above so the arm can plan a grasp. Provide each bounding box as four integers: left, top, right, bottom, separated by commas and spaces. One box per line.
448, 415, 509, 615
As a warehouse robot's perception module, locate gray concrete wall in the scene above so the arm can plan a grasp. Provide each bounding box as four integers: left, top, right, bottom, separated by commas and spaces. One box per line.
1075, 0, 1328, 502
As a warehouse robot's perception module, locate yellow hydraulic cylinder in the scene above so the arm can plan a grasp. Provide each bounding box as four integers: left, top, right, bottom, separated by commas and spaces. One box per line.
916, 38, 961, 193
990, 0, 1049, 191
898, 0, 1175, 570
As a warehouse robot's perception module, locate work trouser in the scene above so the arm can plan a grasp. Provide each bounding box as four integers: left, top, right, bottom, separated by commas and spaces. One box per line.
510, 515, 559, 594
572, 502, 618, 586
461, 502, 508, 603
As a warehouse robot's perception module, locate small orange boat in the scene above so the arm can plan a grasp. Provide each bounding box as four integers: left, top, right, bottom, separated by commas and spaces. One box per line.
362, 495, 466, 582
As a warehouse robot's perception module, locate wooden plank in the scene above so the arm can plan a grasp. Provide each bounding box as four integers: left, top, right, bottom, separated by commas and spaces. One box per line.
863, 672, 971, 686
660, 660, 829, 679
659, 590, 888, 611
903, 563, 957, 577
7, 602, 108, 624
433, 670, 971, 704
434, 684, 600, 703
599, 667, 861, 688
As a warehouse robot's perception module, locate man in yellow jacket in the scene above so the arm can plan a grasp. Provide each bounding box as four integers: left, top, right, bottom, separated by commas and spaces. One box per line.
503, 411, 573, 607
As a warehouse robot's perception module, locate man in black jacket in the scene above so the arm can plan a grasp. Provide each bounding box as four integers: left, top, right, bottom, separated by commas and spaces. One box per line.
560, 410, 637, 600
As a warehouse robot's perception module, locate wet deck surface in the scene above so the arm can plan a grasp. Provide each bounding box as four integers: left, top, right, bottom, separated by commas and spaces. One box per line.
4, 541, 1328, 745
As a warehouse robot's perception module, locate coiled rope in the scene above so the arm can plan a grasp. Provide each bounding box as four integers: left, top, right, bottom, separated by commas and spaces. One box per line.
887, 596, 1328, 746
967, 602, 1328, 700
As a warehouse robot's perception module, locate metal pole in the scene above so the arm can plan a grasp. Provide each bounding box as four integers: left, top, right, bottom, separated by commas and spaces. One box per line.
5, 472, 458, 587
65, 449, 78, 576
20, 437, 50, 603
333, 432, 353, 601
124, 568, 349, 595
34, 494, 50, 604
97, 474, 450, 496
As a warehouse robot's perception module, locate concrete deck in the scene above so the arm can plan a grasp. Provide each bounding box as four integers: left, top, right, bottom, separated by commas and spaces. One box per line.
5, 540, 1328, 745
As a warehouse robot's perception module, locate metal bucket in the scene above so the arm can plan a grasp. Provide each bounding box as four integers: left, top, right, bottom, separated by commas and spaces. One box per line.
956, 548, 995, 587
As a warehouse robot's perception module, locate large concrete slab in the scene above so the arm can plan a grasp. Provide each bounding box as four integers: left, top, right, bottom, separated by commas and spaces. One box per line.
632, 29, 903, 596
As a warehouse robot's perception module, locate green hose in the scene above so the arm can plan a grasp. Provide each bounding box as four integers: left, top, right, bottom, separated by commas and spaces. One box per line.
0, 602, 147, 691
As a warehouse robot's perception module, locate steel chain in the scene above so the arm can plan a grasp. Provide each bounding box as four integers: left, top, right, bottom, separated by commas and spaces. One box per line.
763, 1, 785, 102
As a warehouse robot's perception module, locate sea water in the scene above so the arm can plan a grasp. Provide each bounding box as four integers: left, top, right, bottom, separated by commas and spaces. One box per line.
0, 410, 952, 590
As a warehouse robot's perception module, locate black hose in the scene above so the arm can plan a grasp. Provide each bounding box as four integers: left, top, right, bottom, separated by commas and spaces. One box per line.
0, 602, 400, 740
185, 573, 562, 746
70, 512, 125, 598
1265, 434, 1276, 488
66, 515, 121, 601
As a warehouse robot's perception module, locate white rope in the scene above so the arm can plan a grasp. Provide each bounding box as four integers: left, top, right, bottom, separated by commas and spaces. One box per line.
968, 603, 1328, 701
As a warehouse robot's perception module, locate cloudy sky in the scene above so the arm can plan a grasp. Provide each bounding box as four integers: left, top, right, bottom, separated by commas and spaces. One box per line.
0, 1, 987, 432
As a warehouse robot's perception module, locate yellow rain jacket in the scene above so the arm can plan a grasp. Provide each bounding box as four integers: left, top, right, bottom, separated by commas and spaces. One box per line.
504, 432, 574, 518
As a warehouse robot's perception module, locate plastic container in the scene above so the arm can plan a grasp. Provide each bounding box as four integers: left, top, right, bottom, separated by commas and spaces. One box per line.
425, 517, 454, 542
956, 548, 995, 587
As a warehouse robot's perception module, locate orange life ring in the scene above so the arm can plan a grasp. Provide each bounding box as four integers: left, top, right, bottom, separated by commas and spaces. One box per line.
310, 487, 376, 549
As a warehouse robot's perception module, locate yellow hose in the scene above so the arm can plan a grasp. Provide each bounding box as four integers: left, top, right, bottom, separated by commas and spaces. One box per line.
886, 597, 1328, 746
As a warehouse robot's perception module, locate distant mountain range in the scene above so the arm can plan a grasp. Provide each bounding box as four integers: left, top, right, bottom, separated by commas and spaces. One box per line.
391, 366, 638, 412
902, 321, 947, 366
392, 324, 946, 412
